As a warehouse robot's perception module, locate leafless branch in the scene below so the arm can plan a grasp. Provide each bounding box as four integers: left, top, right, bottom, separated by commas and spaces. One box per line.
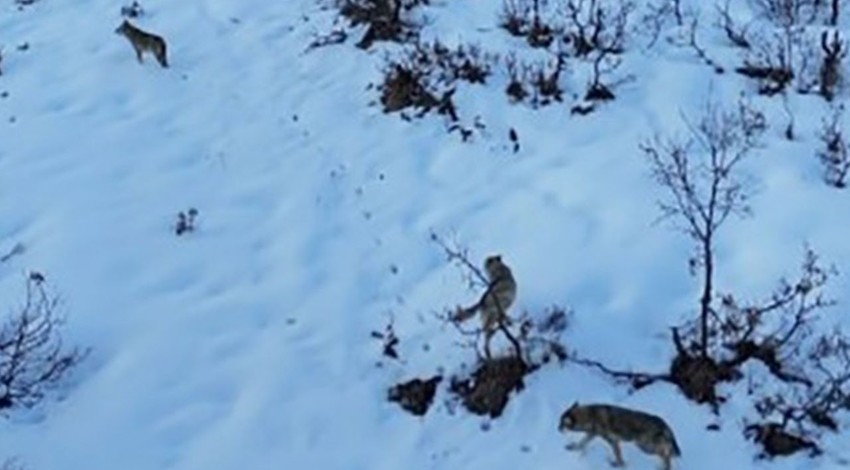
570, 354, 670, 389
715, 0, 751, 48
0, 273, 88, 411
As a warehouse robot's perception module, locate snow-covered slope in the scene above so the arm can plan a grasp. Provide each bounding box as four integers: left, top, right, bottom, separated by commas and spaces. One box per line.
1, 0, 849, 469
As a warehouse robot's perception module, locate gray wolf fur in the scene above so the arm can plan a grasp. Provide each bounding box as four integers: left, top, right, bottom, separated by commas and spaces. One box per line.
559, 402, 681, 470
115, 20, 168, 68
453, 255, 517, 358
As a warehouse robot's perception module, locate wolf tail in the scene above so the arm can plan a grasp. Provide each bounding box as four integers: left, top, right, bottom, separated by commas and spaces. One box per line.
453, 305, 477, 323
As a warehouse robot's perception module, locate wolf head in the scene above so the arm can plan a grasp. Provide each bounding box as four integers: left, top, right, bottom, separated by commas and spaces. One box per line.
558, 401, 580, 432
484, 254, 508, 280
115, 20, 131, 35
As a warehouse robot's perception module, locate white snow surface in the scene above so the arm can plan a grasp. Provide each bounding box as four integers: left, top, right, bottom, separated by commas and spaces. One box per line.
0, 0, 849, 469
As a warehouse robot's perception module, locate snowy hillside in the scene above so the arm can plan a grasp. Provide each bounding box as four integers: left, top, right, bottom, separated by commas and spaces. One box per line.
1, 0, 850, 469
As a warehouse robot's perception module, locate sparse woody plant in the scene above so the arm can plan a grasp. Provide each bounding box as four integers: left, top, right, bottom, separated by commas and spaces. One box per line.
645, 97, 765, 361
337, 0, 430, 49
175, 208, 199, 236
819, 30, 846, 102
378, 40, 494, 131
736, 27, 799, 95
816, 105, 849, 188
499, 0, 558, 48
0, 273, 86, 412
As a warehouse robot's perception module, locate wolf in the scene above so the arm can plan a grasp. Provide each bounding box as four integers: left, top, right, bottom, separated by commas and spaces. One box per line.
115, 20, 168, 68
453, 255, 517, 358
559, 402, 681, 470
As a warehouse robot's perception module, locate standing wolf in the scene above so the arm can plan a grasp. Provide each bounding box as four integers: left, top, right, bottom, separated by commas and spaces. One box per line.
559, 402, 681, 470
115, 20, 169, 68
453, 255, 517, 358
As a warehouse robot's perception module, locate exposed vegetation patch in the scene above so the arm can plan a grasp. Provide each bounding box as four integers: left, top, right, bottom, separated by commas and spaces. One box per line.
449, 356, 529, 418
336, 0, 431, 49
388, 375, 442, 416
378, 40, 493, 116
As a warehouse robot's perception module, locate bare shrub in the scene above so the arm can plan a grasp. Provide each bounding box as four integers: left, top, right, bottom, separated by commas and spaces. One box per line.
796, 31, 827, 93
828, 0, 841, 25
736, 27, 799, 95
378, 40, 494, 122
816, 105, 849, 188
504, 54, 531, 103
500, 0, 558, 48
819, 30, 846, 101
516, 306, 572, 366
174, 208, 198, 236
583, 48, 621, 101
640, 0, 688, 48
380, 62, 442, 115
120, 1, 144, 18
733, 22, 835, 96
750, 0, 824, 26
715, 0, 751, 48
645, 97, 765, 362
627, 97, 766, 407
501, 0, 532, 37
502, 1, 636, 111
562, 0, 634, 58
562, 0, 635, 106
674, 16, 725, 74
337, 0, 428, 49
736, 261, 850, 457
0, 273, 87, 411
573, 97, 767, 401
531, 55, 568, 106
504, 53, 568, 108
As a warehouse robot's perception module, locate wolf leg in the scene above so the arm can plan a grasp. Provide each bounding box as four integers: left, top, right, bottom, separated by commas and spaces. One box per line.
483, 328, 494, 359
566, 433, 595, 452
603, 437, 625, 467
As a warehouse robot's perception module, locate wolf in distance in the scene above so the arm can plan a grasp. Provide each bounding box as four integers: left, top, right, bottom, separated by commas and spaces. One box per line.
115, 20, 168, 68
559, 402, 681, 470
